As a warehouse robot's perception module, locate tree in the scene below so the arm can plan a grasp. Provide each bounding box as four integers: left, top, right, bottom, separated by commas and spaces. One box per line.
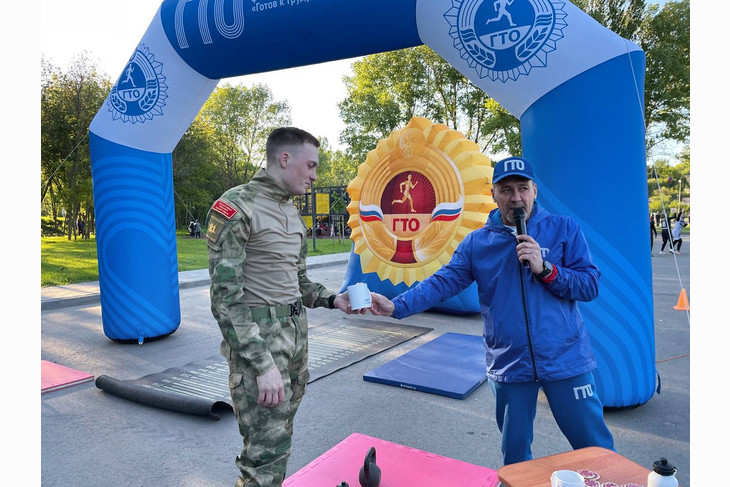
574, 0, 690, 156
640, 0, 690, 153
171, 116, 220, 227
340, 2, 688, 165
338, 55, 403, 162
40, 57, 310, 234
573, 0, 647, 40
647, 146, 689, 216
338, 46, 519, 163
41, 53, 111, 239
479, 99, 522, 157
198, 83, 291, 189
313, 138, 359, 188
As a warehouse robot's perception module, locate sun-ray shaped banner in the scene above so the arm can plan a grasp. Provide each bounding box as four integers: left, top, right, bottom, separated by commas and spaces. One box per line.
345, 117, 496, 294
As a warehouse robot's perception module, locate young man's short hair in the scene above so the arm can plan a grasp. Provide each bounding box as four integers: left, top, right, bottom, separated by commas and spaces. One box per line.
266, 127, 319, 164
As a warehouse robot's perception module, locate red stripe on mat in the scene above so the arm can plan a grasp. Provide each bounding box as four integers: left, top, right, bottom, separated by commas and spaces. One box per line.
283, 432, 499, 487
41, 360, 94, 394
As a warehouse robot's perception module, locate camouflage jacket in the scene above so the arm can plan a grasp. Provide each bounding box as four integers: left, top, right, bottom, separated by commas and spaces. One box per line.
206, 169, 334, 375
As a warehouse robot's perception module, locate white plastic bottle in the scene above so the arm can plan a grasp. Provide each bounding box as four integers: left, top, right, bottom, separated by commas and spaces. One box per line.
647, 457, 678, 487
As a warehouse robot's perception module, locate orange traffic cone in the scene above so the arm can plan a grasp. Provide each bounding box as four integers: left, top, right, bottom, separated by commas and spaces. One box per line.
673, 288, 690, 311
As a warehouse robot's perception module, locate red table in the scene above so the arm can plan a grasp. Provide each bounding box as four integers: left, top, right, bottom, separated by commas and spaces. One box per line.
498, 447, 653, 486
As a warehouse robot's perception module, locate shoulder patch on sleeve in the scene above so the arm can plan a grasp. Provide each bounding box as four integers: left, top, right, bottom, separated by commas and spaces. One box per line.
211, 199, 237, 219
206, 212, 229, 245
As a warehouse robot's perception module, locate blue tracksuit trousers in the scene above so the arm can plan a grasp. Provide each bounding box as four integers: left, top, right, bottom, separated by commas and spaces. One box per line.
489, 371, 615, 465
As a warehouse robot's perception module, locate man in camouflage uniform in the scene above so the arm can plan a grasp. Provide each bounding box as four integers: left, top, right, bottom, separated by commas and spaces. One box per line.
206, 127, 361, 486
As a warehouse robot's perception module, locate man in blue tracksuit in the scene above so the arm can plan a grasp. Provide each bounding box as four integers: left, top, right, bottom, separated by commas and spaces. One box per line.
371, 156, 614, 465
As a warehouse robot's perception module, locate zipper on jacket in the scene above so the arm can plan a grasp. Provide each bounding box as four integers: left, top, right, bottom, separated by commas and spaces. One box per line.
518, 261, 539, 382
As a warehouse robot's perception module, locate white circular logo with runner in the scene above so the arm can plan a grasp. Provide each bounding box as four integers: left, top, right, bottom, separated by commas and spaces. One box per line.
445, 0, 567, 82
107, 44, 168, 123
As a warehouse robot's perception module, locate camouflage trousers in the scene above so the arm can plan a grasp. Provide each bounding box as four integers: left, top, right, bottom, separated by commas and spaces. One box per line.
222, 309, 310, 487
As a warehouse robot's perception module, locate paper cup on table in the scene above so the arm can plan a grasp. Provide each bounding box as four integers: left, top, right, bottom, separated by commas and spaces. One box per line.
550, 470, 585, 487
347, 282, 372, 310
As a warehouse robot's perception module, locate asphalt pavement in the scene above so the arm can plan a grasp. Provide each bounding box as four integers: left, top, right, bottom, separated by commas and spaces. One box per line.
40, 238, 691, 486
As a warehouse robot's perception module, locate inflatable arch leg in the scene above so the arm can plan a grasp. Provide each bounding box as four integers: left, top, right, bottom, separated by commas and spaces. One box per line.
89, 136, 181, 343
520, 51, 653, 407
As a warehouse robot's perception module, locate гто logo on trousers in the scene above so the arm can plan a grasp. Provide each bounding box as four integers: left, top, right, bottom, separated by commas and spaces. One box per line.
107, 44, 168, 123
445, 0, 566, 82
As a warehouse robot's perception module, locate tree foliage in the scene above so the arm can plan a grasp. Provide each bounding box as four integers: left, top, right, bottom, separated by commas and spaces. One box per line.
340, 1, 689, 164
168, 83, 293, 226
40, 59, 297, 235
312, 138, 358, 189
574, 0, 690, 155
171, 116, 220, 226
640, 0, 690, 152
573, 0, 647, 39
197, 83, 292, 190
647, 146, 690, 216
338, 45, 520, 163
41, 53, 110, 239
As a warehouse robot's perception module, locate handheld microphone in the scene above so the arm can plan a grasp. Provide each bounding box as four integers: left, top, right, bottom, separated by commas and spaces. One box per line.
513, 207, 527, 237
512, 207, 529, 266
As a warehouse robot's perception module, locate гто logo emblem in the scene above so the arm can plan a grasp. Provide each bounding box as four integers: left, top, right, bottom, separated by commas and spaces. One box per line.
346, 117, 496, 286
107, 44, 168, 123
445, 0, 566, 82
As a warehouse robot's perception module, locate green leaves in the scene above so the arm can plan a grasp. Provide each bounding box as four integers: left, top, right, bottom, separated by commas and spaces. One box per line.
574, 0, 690, 154
338, 45, 519, 162
41, 53, 111, 240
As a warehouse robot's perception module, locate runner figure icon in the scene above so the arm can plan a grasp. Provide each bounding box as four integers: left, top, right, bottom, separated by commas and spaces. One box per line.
486, 0, 516, 27
392, 173, 419, 213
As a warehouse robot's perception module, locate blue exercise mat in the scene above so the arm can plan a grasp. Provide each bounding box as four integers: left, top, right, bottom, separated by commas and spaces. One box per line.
363, 332, 487, 399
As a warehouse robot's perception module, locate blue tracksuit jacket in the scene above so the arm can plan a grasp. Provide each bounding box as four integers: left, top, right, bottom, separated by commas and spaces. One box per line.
392, 203, 599, 383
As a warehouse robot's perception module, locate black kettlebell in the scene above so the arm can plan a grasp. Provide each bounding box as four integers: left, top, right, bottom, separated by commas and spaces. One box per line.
336, 483, 349, 487
359, 447, 381, 487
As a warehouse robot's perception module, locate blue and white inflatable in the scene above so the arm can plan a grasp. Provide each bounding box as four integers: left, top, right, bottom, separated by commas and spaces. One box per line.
90, 0, 653, 407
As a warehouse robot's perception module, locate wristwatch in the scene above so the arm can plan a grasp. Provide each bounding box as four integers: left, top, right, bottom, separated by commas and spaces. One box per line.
537, 260, 554, 279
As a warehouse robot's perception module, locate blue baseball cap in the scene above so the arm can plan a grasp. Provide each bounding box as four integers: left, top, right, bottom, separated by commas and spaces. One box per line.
492, 156, 535, 184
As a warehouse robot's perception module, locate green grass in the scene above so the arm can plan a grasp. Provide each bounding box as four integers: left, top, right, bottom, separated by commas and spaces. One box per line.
41, 236, 101, 287
41, 231, 352, 287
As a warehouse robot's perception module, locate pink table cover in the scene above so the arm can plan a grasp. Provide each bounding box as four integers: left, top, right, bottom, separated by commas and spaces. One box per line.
284, 432, 499, 487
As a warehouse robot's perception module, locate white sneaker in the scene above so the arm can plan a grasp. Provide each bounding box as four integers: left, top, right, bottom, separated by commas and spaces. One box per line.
669, 249, 675, 254
659, 251, 665, 254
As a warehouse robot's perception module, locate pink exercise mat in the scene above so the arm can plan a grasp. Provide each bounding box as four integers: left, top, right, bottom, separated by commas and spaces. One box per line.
283, 432, 499, 487
41, 360, 94, 393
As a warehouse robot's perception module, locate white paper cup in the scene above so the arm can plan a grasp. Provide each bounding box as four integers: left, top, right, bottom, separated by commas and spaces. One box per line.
550, 470, 585, 487
347, 282, 372, 310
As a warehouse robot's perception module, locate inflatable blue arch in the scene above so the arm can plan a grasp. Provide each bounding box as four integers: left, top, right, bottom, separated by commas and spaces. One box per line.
89, 0, 653, 408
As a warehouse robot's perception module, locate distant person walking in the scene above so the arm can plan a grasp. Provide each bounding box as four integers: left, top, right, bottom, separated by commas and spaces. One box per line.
649, 215, 657, 256
659, 215, 671, 254
670, 210, 687, 254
